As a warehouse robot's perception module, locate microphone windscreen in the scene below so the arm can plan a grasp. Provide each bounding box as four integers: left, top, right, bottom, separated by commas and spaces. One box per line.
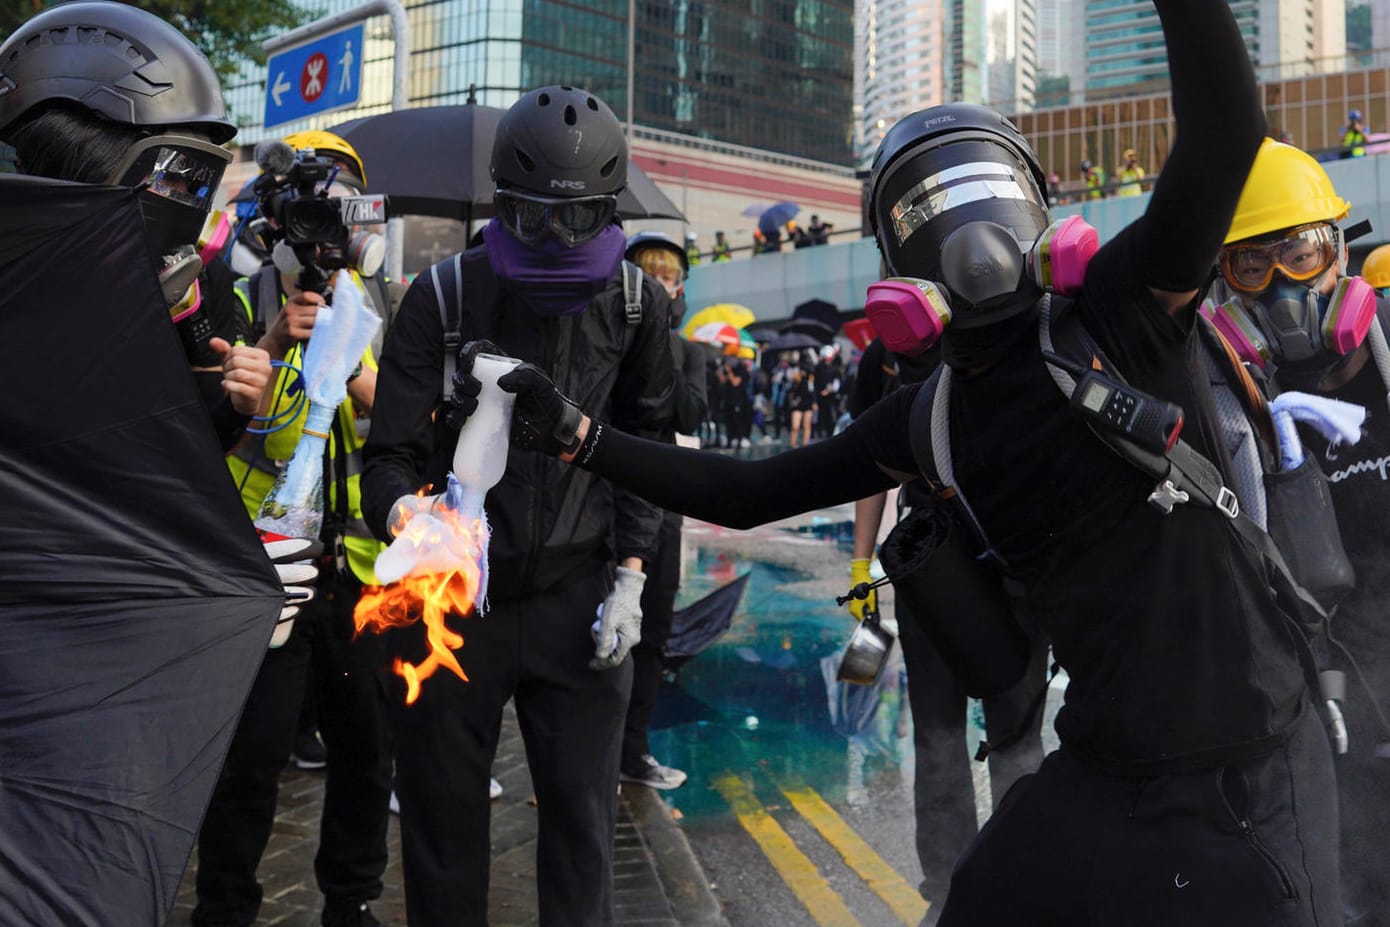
254, 140, 296, 176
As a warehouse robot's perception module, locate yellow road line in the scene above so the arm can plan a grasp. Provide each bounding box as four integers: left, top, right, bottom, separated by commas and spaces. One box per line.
772, 773, 930, 926
712, 772, 863, 927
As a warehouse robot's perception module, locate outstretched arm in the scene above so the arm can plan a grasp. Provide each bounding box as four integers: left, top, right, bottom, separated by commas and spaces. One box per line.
568, 417, 903, 530
1138, 0, 1265, 314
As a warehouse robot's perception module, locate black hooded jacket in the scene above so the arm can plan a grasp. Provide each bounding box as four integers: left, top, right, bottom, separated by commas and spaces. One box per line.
361, 245, 674, 600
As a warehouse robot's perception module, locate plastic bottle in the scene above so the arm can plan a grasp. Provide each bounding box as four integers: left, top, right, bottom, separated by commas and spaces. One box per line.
451, 354, 521, 517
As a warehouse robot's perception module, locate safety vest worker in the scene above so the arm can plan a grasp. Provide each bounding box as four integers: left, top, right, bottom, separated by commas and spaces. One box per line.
1116, 149, 1145, 197
1080, 160, 1105, 199
228, 269, 385, 585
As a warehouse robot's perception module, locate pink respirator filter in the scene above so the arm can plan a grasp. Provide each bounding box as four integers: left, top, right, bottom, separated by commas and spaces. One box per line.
864, 278, 952, 356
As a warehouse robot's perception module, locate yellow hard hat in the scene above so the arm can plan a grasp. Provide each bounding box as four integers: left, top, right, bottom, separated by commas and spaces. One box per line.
1225, 138, 1349, 244
1361, 243, 1390, 289
282, 129, 367, 186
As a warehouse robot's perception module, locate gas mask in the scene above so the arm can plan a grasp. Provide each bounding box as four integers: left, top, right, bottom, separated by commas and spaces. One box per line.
1205, 224, 1377, 377
865, 214, 1098, 358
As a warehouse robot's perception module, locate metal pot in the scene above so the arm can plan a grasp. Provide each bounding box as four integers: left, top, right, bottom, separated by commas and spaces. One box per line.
836, 606, 895, 686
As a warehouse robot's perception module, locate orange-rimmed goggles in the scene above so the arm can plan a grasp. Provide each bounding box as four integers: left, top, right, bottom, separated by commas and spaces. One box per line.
1220, 223, 1339, 293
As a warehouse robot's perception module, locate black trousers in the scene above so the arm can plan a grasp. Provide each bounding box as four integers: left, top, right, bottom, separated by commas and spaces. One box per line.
895, 590, 1047, 910
388, 567, 631, 927
939, 704, 1341, 926
623, 511, 682, 768
193, 569, 393, 926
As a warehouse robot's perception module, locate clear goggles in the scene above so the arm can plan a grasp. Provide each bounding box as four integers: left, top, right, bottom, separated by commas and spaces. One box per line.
114, 135, 232, 212
494, 188, 619, 246
1220, 223, 1340, 293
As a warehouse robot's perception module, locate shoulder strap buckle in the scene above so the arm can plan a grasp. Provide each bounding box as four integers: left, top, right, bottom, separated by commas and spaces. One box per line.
1214, 485, 1241, 519
1147, 479, 1191, 515
622, 261, 643, 326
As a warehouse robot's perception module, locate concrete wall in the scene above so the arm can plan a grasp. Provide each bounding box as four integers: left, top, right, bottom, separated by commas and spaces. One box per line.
684, 153, 1390, 321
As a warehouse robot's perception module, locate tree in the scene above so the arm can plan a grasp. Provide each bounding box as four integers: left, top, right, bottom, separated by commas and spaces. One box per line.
1, 0, 313, 88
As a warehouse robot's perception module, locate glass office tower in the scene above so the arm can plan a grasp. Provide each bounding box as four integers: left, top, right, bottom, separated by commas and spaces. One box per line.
226, 0, 854, 164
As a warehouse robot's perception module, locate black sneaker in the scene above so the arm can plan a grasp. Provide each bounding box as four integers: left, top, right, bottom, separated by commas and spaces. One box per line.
620, 754, 688, 790
322, 900, 380, 927
290, 729, 327, 770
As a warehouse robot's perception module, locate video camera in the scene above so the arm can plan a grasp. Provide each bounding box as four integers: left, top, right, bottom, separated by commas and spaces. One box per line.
252, 142, 388, 294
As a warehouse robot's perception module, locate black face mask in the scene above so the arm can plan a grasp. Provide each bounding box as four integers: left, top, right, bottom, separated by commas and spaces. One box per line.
942, 292, 1041, 372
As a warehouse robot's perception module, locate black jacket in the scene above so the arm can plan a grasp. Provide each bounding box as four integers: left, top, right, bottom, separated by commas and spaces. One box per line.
361, 246, 674, 599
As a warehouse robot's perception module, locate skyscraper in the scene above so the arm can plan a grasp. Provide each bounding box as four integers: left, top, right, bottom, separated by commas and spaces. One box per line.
227, 0, 856, 164
855, 0, 945, 162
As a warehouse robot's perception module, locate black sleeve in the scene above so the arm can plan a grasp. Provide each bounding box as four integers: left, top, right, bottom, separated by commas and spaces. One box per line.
577, 383, 920, 530
670, 333, 709, 436
1129, 0, 1265, 294
210, 398, 252, 453
609, 279, 675, 563
360, 272, 448, 541
848, 339, 888, 418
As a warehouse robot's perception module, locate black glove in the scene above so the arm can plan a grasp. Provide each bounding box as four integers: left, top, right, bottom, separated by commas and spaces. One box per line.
444, 339, 503, 431
497, 362, 585, 456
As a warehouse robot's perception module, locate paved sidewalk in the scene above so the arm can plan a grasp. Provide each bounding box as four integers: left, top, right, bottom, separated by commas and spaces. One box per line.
173, 702, 724, 926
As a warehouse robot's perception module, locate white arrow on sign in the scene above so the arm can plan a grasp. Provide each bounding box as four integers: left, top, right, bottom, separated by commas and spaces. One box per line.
271, 71, 292, 107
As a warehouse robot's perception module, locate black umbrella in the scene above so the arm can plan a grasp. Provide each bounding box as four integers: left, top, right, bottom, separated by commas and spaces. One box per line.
765, 330, 828, 352
662, 573, 750, 673
331, 103, 685, 222
0, 179, 283, 924
791, 298, 843, 333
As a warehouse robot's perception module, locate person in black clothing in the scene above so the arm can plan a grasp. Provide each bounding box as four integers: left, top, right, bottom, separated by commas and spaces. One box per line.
723, 356, 754, 448
445, 2, 1345, 923
813, 346, 843, 438
358, 86, 673, 927
620, 231, 708, 789
845, 338, 1047, 919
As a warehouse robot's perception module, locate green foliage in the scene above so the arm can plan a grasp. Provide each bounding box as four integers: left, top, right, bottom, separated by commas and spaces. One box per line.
1, 0, 314, 86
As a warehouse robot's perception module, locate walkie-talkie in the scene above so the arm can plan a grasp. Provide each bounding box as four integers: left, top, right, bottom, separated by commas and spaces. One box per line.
1043, 351, 1185, 455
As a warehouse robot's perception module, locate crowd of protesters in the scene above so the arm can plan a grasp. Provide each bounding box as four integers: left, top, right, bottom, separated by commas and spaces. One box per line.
700, 345, 853, 450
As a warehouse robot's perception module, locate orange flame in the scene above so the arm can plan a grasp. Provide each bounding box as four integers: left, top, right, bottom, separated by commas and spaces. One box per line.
353, 502, 487, 704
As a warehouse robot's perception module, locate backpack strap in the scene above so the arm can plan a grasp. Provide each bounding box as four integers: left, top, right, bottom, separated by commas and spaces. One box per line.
1366, 304, 1390, 416
433, 253, 464, 398
256, 268, 280, 338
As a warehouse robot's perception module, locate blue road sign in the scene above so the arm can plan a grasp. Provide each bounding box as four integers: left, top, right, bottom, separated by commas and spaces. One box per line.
263, 22, 365, 129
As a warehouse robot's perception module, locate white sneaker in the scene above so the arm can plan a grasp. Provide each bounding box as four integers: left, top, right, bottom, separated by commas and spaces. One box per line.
620, 754, 688, 790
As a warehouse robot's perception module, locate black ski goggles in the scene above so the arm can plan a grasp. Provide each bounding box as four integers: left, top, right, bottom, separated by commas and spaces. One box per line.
494, 188, 619, 246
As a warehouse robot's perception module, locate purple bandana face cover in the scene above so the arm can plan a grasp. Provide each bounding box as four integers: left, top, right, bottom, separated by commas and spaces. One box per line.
483, 218, 628, 316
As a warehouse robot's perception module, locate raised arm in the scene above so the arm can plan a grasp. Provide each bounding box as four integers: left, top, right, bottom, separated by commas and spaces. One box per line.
1138, 0, 1266, 314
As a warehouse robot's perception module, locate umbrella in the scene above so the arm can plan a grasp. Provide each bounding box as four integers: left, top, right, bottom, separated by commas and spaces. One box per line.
723, 328, 759, 357
843, 317, 877, 350
757, 201, 801, 237
792, 298, 842, 333
766, 330, 827, 352
689, 321, 742, 347
331, 103, 685, 222
741, 202, 774, 218
0, 179, 283, 923
662, 573, 751, 673
682, 303, 756, 339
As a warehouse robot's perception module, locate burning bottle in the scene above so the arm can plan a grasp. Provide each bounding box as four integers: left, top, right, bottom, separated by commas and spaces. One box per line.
354, 354, 520, 703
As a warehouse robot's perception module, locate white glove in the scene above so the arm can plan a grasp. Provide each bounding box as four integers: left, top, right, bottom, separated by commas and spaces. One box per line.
262, 536, 322, 648
388, 492, 443, 536
590, 566, 645, 670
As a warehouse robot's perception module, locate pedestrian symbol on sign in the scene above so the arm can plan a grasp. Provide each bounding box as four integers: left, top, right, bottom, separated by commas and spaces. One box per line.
302, 52, 328, 103
263, 22, 364, 129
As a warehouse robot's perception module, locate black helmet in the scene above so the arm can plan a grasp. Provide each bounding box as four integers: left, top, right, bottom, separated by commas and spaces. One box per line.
490, 85, 627, 196
0, 1, 234, 143
868, 103, 1050, 320
626, 230, 688, 274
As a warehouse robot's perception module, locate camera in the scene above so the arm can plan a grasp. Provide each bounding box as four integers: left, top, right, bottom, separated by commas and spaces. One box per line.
253, 146, 387, 291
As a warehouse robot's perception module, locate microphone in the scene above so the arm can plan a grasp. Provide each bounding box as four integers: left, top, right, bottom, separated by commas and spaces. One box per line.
254, 139, 296, 176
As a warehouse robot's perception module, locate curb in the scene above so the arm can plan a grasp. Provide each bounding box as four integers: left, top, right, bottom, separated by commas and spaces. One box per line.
622, 784, 729, 926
